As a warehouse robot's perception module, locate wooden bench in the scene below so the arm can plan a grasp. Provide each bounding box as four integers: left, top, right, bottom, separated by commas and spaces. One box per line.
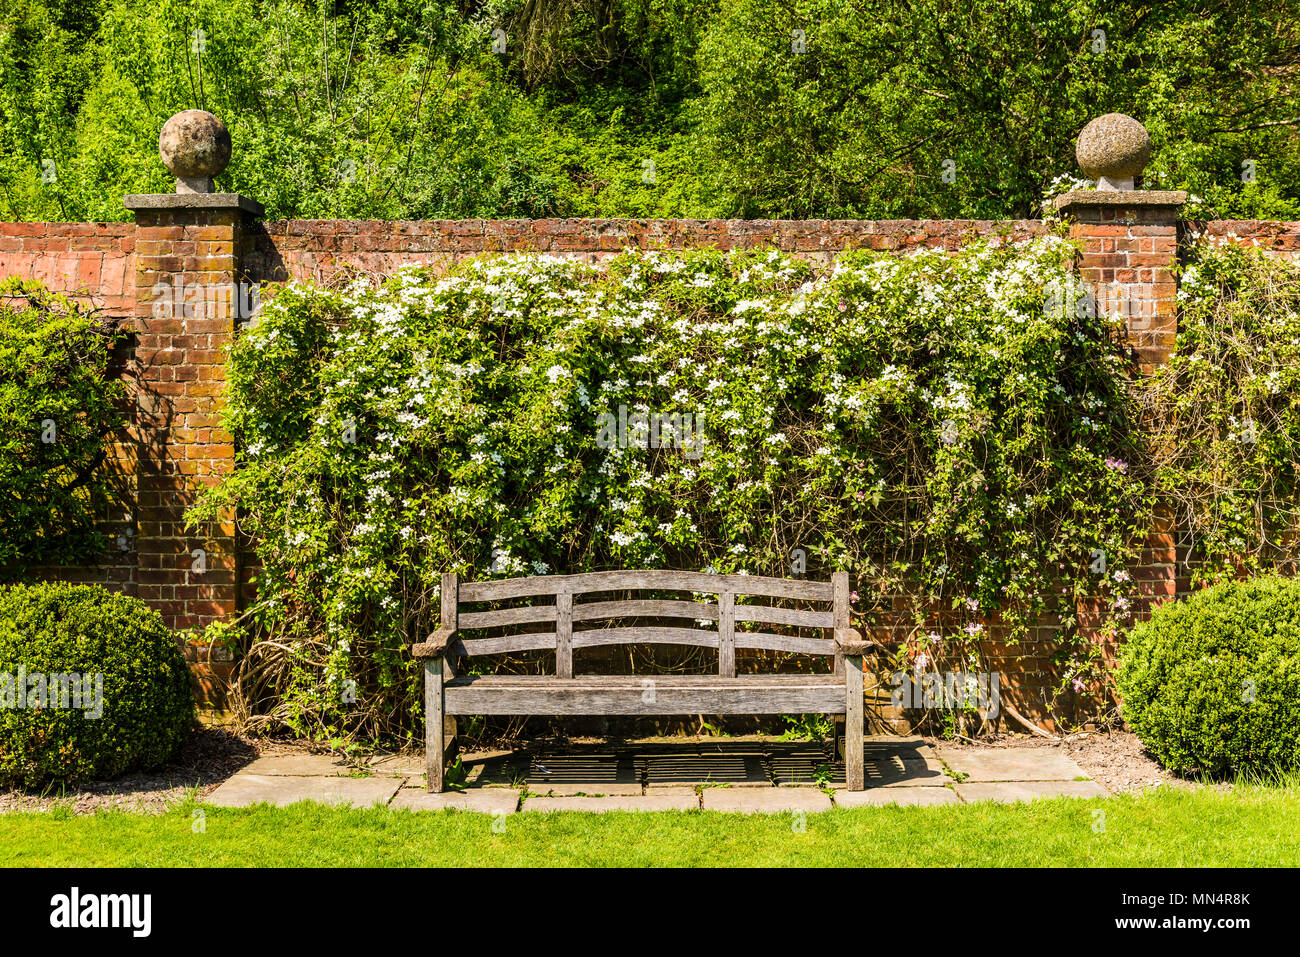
413, 570, 873, 791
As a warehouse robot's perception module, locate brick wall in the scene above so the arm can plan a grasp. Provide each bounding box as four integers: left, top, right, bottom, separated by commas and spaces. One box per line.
6, 217, 1295, 316
5, 207, 1300, 721
0, 222, 134, 316
244, 218, 1048, 283
1193, 220, 1300, 257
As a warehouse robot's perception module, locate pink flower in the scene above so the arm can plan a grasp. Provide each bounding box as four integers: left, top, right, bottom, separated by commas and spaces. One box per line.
914, 650, 931, 668
965, 597, 979, 611
850, 591, 859, 604
1072, 677, 1086, 692
1104, 458, 1128, 474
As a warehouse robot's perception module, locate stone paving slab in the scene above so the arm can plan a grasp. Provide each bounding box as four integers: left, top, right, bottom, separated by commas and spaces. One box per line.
389, 787, 520, 814
463, 752, 531, 788
206, 773, 404, 808
935, 747, 1089, 782
864, 746, 948, 789
206, 738, 1113, 810
238, 754, 353, 776
955, 780, 1108, 804
700, 787, 833, 813
834, 787, 961, 808
523, 791, 700, 813
529, 782, 647, 796
368, 754, 426, 776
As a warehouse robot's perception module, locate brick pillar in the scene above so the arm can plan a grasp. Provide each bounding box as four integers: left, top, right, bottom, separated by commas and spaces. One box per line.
1052, 190, 1186, 370
1053, 189, 1187, 672
123, 193, 262, 699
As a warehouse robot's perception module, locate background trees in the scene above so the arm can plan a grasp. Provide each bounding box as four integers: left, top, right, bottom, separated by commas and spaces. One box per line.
1, 0, 1297, 221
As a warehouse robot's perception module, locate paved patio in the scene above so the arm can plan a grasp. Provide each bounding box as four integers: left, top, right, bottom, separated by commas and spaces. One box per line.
205, 737, 1108, 812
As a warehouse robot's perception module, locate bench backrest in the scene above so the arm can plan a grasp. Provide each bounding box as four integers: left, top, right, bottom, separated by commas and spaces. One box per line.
439, 569, 850, 677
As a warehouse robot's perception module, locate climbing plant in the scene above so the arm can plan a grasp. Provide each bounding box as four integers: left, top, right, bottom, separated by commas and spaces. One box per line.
191, 235, 1153, 741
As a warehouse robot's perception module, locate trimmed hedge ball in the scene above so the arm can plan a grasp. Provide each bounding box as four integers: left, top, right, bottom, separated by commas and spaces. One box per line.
1117, 576, 1300, 776
0, 583, 195, 788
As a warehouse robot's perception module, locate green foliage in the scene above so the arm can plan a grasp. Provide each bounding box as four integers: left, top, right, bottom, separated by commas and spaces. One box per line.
1145, 241, 1300, 584
1, 0, 1298, 220
191, 237, 1151, 739
0, 582, 195, 788
0, 279, 125, 569
1117, 576, 1300, 776
10, 782, 1300, 866
695, 0, 1300, 219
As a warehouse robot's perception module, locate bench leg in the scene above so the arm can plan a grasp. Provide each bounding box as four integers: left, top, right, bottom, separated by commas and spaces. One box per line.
845, 654, 865, 791
425, 657, 445, 792
443, 714, 458, 769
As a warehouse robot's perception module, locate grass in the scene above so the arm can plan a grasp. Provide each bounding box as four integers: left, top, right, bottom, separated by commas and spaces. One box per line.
3, 781, 1300, 866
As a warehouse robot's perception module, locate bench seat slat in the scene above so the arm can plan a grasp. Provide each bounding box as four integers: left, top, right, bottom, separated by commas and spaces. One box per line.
446, 675, 841, 687
459, 571, 833, 602
444, 674, 845, 716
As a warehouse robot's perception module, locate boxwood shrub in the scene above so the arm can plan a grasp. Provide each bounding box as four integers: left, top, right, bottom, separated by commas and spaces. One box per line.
1117, 576, 1300, 776
0, 279, 125, 569
0, 582, 194, 788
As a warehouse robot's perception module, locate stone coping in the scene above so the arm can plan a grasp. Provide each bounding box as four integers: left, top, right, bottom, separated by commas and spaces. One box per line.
124, 192, 264, 216
1051, 189, 1187, 212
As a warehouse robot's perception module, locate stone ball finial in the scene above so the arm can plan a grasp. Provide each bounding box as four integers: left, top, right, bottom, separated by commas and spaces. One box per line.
1075, 113, 1150, 190
159, 110, 231, 194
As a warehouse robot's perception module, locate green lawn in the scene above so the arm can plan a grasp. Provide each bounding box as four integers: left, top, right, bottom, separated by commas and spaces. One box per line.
3, 782, 1299, 867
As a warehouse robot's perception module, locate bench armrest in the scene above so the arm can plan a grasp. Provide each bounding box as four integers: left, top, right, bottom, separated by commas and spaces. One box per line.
834, 627, 873, 656
413, 627, 456, 658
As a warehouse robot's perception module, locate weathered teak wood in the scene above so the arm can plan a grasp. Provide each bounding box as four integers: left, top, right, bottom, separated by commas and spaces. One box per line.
425, 571, 459, 792
555, 591, 573, 679
718, 590, 736, 678
444, 675, 846, 716
735, 605, 834, 628
845, 654, 865, 791
834, 627, 872, 655
418, 569, 872, 791
458, 570, 833, 602
832, 571, 865, 789
441, 570, 459, 676
571, 626, 720, 649
735, 633, 834, 655
412, 627, 455, 658
425, 658, 445, 792
573, 599, 719, 621
451, 633, 557, 656
459, 605, 557, 628
832, 571, 848, 678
